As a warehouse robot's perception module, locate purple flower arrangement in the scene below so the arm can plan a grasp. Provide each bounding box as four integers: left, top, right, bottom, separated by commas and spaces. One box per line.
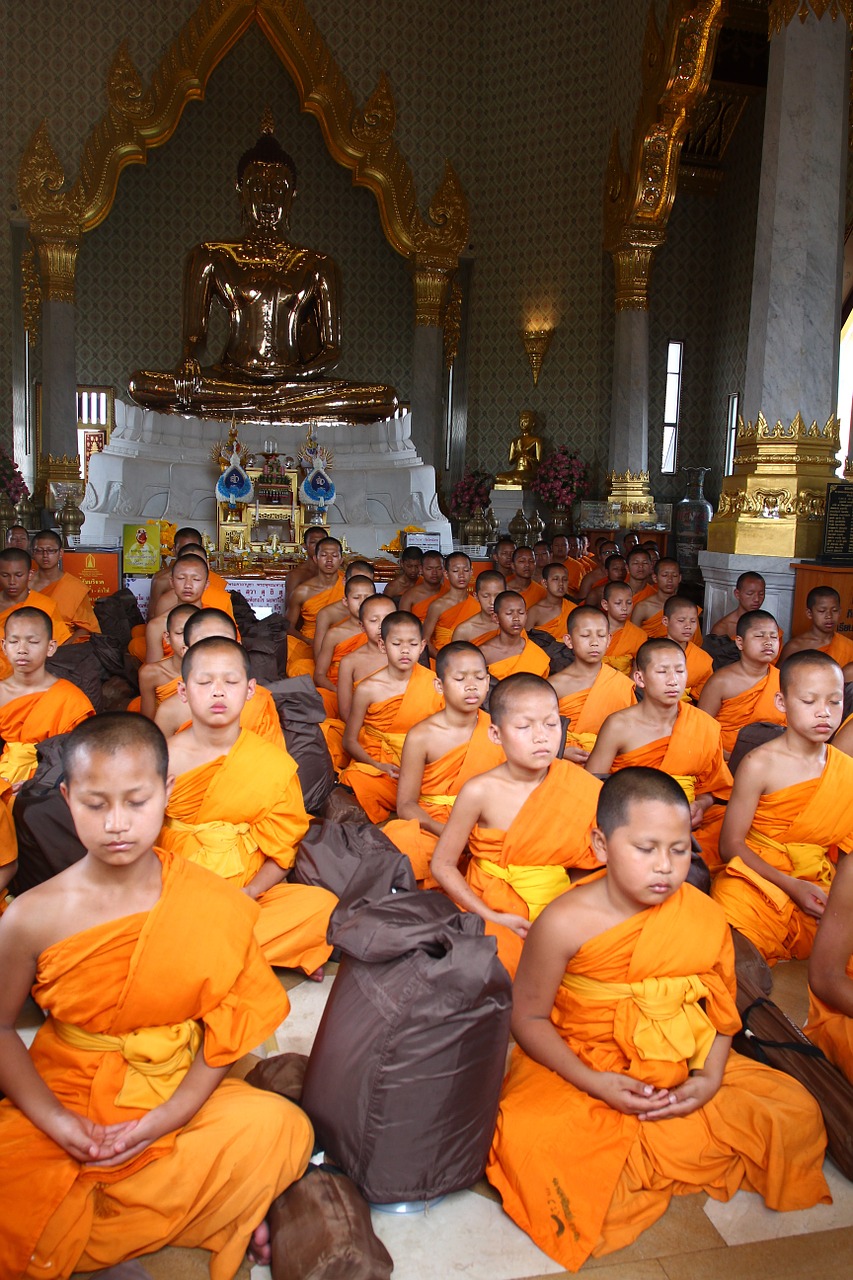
532, 445, 589, 508
0, 447, 29, 504
449, 468, 495, 519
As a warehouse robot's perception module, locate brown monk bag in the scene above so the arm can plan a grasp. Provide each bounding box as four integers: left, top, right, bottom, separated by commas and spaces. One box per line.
300, 892, 512, 1205
12, 734, 86, 894
289, 819, 416, 900
267, 1164, 393, 1280
263, 676, 336, 815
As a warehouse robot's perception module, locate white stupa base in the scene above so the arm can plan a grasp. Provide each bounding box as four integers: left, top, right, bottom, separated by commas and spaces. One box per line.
82, 401, 451, 557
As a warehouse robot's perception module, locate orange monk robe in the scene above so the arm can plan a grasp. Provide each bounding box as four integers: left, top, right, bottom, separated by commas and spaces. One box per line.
822, 633, 853, 665
316, 631, 368, 723
128, 584, 239, 663
612, 702, 732, 867
603, 619, 648, 676
0, 679, 94, 786
806, 953, 853, 1084
37, 572, 101, 637
299, 574, 344, 642
631, 582, 656, 605
530, 599, 576, 641
715, 666, 786, 755
562, 559, 586, 593
467, 760, 602, 977
0, 592, 72, 680
383, 711, 506, 881
639, 607, 668, 639
712, 746, 853, 964
338, 664, 445, 822
684, 638, 714, 701
471, 628, 499, 646
583, 575, 607, 597
432, 596, 480, 650
159, 729, 336, 973
411, 582, 450, 623
557, 665, 636, 753
0, 848, 313, 1279
487, 635, 551, 680
518, 581, 548, 609
487, 884, 829, 1273
155, 676, 181, 705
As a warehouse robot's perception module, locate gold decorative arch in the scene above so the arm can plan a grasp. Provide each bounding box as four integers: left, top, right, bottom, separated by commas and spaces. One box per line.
602, 0, 724, 309
17, 0, 469, 323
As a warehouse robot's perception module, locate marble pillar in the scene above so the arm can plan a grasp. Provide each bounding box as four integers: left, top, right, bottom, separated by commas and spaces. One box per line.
743, 14, 849, 428
609, 308, 650, 474
411, 322, 445, 471
40, 298, 79, 460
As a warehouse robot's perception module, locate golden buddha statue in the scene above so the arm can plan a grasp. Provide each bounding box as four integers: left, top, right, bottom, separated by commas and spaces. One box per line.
128, 116, 399, 424
495, 410, 543, 488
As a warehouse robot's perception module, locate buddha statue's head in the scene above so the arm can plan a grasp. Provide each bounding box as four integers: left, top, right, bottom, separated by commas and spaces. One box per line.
518, 410, 537, 437
237, 117, 298, 233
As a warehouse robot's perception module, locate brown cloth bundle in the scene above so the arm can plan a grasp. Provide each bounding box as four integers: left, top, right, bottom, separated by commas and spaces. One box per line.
289, 819, 416, 900
301, 892, 512, 1205
12, 734, 86, 894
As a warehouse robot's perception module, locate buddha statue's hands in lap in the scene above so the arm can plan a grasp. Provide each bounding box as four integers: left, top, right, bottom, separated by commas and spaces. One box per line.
129, 121, 399, 424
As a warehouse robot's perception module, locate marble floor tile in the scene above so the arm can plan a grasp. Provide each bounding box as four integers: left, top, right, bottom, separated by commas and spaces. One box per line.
273, 970, 334, 1056
702, 1158, 853, 1245
584, 1194, 725, 1267
659, 1225, 853, 1280
369, 1189, 565, 1280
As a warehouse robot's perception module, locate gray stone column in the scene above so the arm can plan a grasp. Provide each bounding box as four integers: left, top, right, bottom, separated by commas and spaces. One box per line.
743, 13, 850, 428
609, 307, 649, 474
411, 324, 445, 470
31, 229, 80, 462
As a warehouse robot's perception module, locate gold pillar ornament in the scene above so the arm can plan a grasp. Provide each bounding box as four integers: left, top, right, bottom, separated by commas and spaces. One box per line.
519, 328, 554, 387
413, 262, 453, 328
769, 1, 853, 33
59, 492, 85, 546
606, 470, 657, 529
708, 412, 840, 558
611, 241, 657, 312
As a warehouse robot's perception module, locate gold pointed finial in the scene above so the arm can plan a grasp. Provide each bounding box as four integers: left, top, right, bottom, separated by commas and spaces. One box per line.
261, 107, 275, 135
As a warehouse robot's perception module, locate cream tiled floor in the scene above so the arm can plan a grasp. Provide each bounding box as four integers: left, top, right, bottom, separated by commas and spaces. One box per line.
21, 959, 853, 1279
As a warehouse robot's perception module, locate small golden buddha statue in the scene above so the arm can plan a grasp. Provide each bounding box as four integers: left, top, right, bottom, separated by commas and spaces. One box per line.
495, 410, 543, 488
129, 114, 399, 424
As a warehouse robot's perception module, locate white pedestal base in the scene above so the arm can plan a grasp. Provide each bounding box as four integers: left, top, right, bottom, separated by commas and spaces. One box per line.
699, 551, 800, 637
489, 487, 541, 536
82, 401, 452, 557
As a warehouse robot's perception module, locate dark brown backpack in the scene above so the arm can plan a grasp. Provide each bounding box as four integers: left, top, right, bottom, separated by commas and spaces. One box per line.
301, 892, 512, 1205
12, 735, 86, 893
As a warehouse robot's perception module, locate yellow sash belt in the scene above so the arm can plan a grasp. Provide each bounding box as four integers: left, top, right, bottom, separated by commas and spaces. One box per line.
0, 741, 39, 786
420, 793, 456, 808
560, 971, 716, 1070
671, 774, 696, 804
564, 730, 597, 753
474, 857, 569, 920
53, 1016, 202, 1109
163, 816, 256, 881
603, 653, 633, 676
347, 726, 407, 777
748, 830, 833, 891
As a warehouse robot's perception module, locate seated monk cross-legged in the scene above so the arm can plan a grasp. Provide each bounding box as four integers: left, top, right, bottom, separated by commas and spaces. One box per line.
585, 554, 627, 610
0, 549, 71, 680
383, 545, 423, 601
600, 581, 646, 676
399, 549, 447, 620
507, 546, 547, 610
630, 557, 683, 639
451, 569, 505, 647
30, 530, 100, 641
283, 536, 345, 676
662, 596, 713, 702
312, 575, 376, 718
548, 606, 635, 766
486, 767, 830, 1273
699, 609, 785, 756
480, 592, 551, 680
310, 558, 375, 660
710, 571, 767, 641
138, 603, 198, 723
780, 585, 853, 667
806, 846, 853, 1084
526, 562, 576, 640
423, 552, 477, 656
142, 554, 212, 663
430, 673, 602, 979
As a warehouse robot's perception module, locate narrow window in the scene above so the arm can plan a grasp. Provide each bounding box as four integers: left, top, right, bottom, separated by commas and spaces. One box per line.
724, 391, 739, 475
660, 341, 683, 474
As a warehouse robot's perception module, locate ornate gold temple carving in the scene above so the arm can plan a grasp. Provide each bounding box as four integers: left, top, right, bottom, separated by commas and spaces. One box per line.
17, 0, 469, 330
20, 247, 41, 345
606, 470, 657, 528
443, 279, 463, 370
708, 412, 841, 557
769, 1, 853, 33
603, 2, 725, 308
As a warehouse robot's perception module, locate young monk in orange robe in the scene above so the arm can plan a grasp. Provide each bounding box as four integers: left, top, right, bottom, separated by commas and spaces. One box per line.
526, 562, 576, 639
431, 674, 602, 978
586, 639, 732, 868
488, 767, 829, 1273
0, 713, 312, 1277
0, 606, 94, 789
585, 553, 627, 609
480, 592, 551, 679
699, 610, 785, 754
548, 607, 635, 764
160, 638, 336, 976
624, 547, 656, 606
154, 608, 285, 749
383, 642, 505, 881
284, 537, 345, 677
661, 596, 713, 701
452, 569, 505, 646
136, 603, 198, 720
31, 530, 101, 639
399, 549, 448, 619
630, 557, 682, 638
313, 575, 376, 717
780, 584, 853, 666
339, 612, 444, 821
506, 546, 547, 608
384, 545, 424, 601
601, 582, 647, 676
423, 552, 477, 654
713, 650, 853, 965
0, 549, 72, 680
806, 848, 853, 1082
310, 559, 374, 657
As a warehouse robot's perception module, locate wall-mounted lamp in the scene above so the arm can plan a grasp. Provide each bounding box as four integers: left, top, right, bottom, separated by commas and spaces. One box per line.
520, 325, 554, 387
